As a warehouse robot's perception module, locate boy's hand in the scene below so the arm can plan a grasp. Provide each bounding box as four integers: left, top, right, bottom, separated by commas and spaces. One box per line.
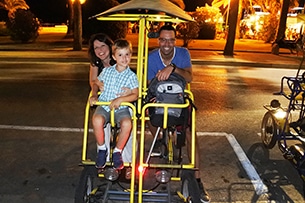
110, 98, 122, 110
89, 95, 98, 106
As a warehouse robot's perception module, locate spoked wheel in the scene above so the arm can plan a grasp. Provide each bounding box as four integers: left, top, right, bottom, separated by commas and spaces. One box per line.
261, 112, 279, 149
181, 170, 201, 203
75, 166, 98, 203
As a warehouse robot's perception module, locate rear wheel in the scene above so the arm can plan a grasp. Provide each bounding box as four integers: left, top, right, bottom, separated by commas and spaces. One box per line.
261, 112, 278, 149
181, 170, 201, 203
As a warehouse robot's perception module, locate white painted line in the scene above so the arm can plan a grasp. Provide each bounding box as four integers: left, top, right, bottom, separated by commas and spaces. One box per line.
0, 124, 91, 133
0, 124, 268, 195
0, 124, 149, 134
197, 132, 268, 196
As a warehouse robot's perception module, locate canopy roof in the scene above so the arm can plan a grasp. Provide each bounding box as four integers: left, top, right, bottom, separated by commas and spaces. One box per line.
91, 0, 193, 22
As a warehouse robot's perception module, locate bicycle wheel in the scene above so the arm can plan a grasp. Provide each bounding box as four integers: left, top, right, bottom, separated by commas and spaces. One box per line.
75, 166, 98, 203
261, 112, 278, 149
181, 170, 201, 203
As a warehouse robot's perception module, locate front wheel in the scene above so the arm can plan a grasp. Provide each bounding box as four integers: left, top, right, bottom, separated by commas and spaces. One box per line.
75, 166, 98, 203
181, 170, 201, 203
261, 112, 279, 149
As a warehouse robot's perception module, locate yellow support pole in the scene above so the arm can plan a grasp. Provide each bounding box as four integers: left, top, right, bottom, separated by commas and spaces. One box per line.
82, 93, 91, 162
136, 17, 146, 115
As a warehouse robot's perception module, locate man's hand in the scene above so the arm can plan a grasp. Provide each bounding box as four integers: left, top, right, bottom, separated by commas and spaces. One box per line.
156, 64, 174, 81
89, 95, 98, 106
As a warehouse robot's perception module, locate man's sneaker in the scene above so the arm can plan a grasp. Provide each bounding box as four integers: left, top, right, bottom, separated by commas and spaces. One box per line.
113, 151, 124, 170
96, 149, 108, 169
198, 181, 210, 203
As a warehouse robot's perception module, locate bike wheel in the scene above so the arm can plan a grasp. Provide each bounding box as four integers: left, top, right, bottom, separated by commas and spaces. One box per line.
75, 166, 98, 203
261, 112, 278, 149
181, 170, 201, 203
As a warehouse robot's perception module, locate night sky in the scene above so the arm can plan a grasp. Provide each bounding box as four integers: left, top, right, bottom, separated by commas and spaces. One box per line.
21, 0, 208, 24
1, 0, 303, 23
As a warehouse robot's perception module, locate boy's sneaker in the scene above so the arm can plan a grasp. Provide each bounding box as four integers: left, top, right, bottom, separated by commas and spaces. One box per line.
113, 151, 124, 170
198, 181, 210, 203
96, 149, 107, 169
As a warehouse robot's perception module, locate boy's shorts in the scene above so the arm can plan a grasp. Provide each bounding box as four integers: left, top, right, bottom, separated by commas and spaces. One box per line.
94, 106, 131, 126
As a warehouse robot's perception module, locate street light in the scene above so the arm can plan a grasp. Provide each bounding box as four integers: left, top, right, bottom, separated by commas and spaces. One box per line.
71, 0, 86, 4
225, 0, 230, 29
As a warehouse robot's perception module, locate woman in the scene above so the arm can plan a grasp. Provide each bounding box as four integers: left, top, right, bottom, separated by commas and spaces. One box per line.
88, 33, 116, 90
88, 33, 133, 177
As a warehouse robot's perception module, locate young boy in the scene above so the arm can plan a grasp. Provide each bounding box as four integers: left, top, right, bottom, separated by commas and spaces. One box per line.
89, 39, 139, 170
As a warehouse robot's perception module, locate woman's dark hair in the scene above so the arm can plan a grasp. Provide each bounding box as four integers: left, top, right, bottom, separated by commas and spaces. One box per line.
88, 33, 116, 73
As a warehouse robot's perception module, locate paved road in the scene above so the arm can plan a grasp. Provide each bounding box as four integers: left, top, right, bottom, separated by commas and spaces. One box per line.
0, 31, 303, 69
1, 30, 305, 202
1, 61, 305, 202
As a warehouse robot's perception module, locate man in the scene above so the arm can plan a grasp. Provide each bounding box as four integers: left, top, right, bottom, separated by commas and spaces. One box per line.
147, 24, 210, 203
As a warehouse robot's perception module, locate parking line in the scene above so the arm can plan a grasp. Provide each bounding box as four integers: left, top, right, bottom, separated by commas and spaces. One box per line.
0, 124, 88, 132
197, 132, 268, 196
0, 124, 268, 195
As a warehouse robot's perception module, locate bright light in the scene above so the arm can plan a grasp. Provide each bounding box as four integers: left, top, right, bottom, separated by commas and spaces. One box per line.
138, 165, 144, 173
274, 110, 287, 119
71, 0, 86, 4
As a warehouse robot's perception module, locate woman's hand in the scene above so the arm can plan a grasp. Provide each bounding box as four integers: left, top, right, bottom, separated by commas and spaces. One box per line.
116, 87, 132, 97
95, 80, 104, 92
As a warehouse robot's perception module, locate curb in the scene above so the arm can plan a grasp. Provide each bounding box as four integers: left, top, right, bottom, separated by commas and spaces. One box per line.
0, 57, 302, 69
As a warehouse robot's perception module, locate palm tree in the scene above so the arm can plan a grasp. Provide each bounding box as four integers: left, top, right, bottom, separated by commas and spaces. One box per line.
169, 0, 185, 10
271, 0, 299, 54
73, 0, 82, 51
224, 0, 239, 56
0, 0, 29, 19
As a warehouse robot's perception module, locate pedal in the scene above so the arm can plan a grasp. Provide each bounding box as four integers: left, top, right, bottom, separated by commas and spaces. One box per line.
151, 152, 162, 157
150, 139, 162, 157
283, 151, 294, 160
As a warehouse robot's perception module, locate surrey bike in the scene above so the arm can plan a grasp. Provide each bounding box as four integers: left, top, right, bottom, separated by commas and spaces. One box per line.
261, 54, 305, 197
75, 0, 200, 202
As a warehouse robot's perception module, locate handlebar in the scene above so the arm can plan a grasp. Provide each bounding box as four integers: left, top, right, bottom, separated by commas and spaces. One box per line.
274, 75, 305, 101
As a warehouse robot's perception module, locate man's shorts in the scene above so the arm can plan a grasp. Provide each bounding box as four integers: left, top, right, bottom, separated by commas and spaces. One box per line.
94, 106, 131, 127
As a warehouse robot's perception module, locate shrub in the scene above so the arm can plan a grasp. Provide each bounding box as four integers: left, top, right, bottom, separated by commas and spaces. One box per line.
0, 21, 9, 36
176, 21, 200, 47
190, 4, 222, 39
6, 9, 40, 43
261, 14, 278, 43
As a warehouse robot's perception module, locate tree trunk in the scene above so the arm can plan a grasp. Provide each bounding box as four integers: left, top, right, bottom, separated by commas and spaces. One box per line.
66, 0, 74, 36
224, 0, 239, 56
271, 0, 290, 55
73, 0, 82, 51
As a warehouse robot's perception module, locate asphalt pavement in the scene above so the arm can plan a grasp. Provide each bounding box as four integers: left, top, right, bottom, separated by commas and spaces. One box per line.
0, 29, 304, 69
